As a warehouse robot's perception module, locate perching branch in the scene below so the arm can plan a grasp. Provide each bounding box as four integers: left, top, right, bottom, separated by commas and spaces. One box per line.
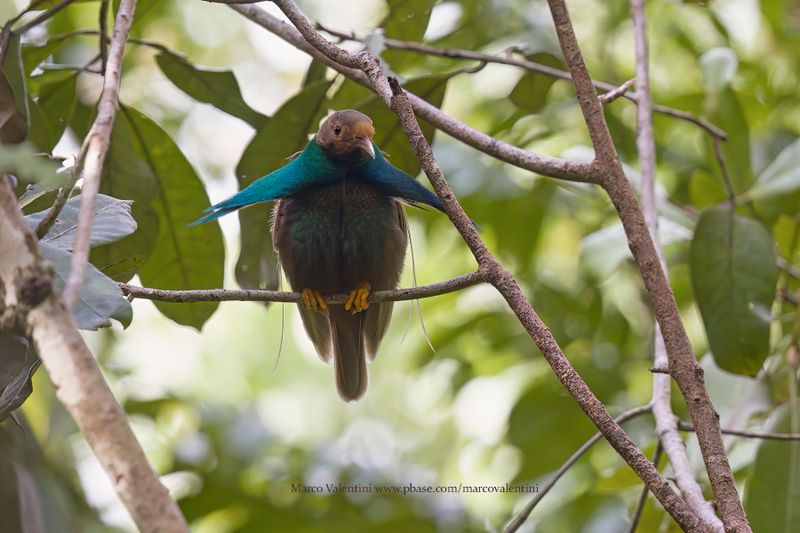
629, 0, 723, 530
547, 0, 749, 530
315, 23, 726, 140
120, 271, 485, 304
61, 0, 136, 309
267, 0, 703, 530
0, 180, 188, 533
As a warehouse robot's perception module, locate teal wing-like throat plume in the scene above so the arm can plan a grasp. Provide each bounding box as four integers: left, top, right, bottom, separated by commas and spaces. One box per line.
192, 109, 445, 401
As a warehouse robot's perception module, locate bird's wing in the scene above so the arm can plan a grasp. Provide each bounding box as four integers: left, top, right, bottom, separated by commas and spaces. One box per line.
190, 140, 346, 226
351, 146, 445, 212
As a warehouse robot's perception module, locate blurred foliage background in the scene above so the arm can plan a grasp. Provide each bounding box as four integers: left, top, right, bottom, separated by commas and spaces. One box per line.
1, 0, 799, 531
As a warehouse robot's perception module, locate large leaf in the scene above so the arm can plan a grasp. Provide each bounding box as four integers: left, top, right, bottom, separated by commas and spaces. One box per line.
155, 51, 268, 129
234, 79, 332, 294
40, 242, 133, 330
122, 106, 224, 329
0, 34, 28, 143
745, 401, 800, 533
90, 108, 160, 282
328, 75, 449, 176
26, 70, 77, 152
689, 205, 778, 375
0, 335, 39, 423
24, 193, 137, 250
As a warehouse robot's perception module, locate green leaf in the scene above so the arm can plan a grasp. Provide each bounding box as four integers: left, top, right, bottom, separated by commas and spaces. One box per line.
90, 108, 160, 282
706, 87, 752, 193
329, 75, 449, 176
235, 79, 332, 294
509, 53, 564, 113
155, 51, 267, 129
40, 242, 133, 330
509, 379, 596, 480
689, 205, 778, 375
0, 34, 28, 143
0, 334, 39, 422
24, 193, 137, 249
700, 47, 738, 91
745, 401, 800, 533
27, 70, 77, 152
746, 137, 800, 203
381, 0, 436, 69
121, 106, 224, 329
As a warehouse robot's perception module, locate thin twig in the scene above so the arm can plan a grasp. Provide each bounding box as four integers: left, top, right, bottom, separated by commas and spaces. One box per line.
712, 136, 736, 210
99, 0, 110, 72
267, 1, 702, 530
314, 23, 726, 140
678, 421, 800, 441
12, 0, 75, 34
548, 0, 748, 529
504, 405, 652, 532
628, 441, 664, 533
120, 271, 485, 304
61, 0, 136, 309
630, 0, 722, 530
599, 77, 636, 104
35, 186, 72, 239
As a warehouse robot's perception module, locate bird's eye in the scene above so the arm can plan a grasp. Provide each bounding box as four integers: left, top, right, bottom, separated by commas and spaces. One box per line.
334, 126, 341, 136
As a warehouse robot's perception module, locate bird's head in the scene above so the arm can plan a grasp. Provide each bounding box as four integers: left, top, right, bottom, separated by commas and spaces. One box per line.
316, 109, 376, 161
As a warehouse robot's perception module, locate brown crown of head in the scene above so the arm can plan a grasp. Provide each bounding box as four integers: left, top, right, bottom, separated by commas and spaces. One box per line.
316, 109, 376, 160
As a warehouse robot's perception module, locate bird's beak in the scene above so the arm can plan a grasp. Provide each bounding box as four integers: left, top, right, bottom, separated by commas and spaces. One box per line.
354, 136, 376, 159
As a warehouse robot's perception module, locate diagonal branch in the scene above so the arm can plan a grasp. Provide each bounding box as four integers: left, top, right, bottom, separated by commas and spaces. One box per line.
629, 1, 723, 531
120, 271, 485, 304
547, 0, 749, 530
228, 4, 597, 184
267, 0, 704, 530
0, 180, 188, 532
61, 0, 136, 309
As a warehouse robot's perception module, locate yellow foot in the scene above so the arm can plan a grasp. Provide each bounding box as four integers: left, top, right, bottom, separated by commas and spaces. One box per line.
302, 288, 328, 313
344, 282, 371, 314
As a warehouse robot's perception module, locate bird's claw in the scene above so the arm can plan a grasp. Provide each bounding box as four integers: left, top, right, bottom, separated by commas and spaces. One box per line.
344, 282, 371, 314
302, 288, 328, 313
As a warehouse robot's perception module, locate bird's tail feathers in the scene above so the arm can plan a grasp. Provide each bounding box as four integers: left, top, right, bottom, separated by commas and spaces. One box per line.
329, 307, 368, 402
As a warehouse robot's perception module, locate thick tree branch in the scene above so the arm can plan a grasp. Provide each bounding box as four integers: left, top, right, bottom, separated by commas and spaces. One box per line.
227, 4, 596, 184
629, 1, 723, 530
120, 271, 485, 304
547, 0, 749, 530
61, 0, 135, 309
0, 180, 188, 532
268, 1, 703, 530
316, 24, 726, 140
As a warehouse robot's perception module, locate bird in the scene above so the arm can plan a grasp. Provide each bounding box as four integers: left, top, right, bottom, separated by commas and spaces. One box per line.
193, 109, 445, 401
